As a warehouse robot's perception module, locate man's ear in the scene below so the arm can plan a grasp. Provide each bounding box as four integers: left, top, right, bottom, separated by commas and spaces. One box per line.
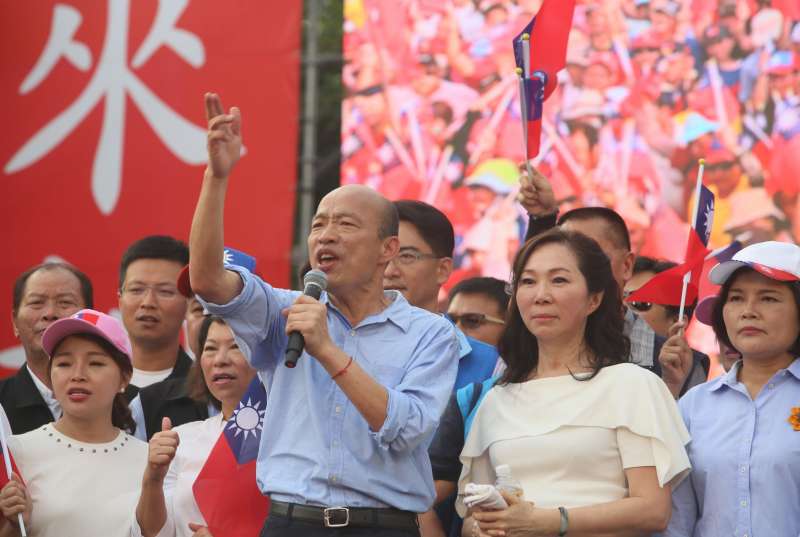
436, 257, 454, 286
380, 236, 400, 264
11, 312, 19, 338
621, 250, 635, 284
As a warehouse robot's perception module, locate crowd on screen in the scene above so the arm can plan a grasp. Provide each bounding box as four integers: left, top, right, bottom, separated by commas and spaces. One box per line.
2, 2, 800, 534
342, 0, 800, 276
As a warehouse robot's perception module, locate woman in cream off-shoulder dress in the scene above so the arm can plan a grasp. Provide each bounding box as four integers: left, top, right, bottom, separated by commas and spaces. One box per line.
458, 229, 691, 537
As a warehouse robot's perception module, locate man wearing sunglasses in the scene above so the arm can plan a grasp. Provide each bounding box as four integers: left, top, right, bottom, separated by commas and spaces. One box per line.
627, 256, 710, 398
446, 277, 509, 348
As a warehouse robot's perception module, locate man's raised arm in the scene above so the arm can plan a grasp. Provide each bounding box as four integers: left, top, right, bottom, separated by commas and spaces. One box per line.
189, 93, 245, 305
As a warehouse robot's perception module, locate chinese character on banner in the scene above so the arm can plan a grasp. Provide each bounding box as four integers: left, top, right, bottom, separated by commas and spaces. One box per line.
0, 1, 302, 376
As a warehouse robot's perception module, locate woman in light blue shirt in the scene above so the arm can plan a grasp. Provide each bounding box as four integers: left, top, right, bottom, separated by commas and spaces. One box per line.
663, 241, 800, 537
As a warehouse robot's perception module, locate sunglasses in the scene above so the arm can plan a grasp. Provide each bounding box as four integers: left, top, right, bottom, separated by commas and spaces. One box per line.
448, 313, 505, 330
629, 301, 653, 313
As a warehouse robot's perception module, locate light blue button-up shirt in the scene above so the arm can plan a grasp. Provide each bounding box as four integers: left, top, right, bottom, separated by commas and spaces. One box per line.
660, 358, 800, 537
199, 266, 459, 512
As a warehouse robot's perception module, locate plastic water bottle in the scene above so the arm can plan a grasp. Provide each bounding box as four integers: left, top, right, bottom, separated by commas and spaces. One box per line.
495, 464, 524, 500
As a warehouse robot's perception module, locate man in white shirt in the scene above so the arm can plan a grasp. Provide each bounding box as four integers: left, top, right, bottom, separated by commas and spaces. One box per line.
118, 235, 191, 397
0, 262, 92, 433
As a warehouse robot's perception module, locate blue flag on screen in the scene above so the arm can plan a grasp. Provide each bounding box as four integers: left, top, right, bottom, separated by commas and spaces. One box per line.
223, 376, 266, 464
693, 184, 715, 247
706, 240, 742, 264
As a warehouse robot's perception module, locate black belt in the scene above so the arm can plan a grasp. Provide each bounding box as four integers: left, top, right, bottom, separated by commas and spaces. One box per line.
270, 500, 418, 530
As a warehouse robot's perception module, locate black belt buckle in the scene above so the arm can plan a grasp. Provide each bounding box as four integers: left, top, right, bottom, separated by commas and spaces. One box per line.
323, 507, 350, 528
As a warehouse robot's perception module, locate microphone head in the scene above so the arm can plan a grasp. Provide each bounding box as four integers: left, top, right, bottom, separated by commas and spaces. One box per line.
303, 269, 328, 296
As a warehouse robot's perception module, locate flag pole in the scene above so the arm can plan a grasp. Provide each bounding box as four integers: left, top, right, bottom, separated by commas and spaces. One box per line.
519, 34, 534, 179
0, 421, 26, 536
678, 158, 706, 327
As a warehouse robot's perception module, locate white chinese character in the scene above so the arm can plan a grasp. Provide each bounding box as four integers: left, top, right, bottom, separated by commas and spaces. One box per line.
5, 0, 209, 214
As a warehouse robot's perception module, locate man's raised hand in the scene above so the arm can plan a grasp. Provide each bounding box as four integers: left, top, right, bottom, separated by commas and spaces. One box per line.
205, 92, 242, 179
517, 163, 557, 217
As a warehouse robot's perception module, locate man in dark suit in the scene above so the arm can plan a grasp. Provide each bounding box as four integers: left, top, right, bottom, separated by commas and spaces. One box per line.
0, 263, 93, 433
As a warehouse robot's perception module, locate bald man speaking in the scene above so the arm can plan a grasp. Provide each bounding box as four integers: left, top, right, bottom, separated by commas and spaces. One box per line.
188, 94, 459, 537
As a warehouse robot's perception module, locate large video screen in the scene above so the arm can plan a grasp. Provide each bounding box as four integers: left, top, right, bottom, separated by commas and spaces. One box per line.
341, 0, 800, 288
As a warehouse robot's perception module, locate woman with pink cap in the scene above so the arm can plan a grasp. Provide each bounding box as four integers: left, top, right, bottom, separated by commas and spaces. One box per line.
0, 309, 147, 537
662, 241, 800, 536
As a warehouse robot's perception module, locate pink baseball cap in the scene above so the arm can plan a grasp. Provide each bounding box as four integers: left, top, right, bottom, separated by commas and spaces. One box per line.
709, 241, 800, 285
42, 309, 132, 360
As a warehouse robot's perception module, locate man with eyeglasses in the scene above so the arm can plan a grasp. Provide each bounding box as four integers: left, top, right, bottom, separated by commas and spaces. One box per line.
384, 200, 501, 537
118, 235, 191, 397
383, 200, 501, 389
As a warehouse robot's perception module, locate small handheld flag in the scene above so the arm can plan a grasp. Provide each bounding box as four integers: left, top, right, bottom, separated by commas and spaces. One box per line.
625, 160, 714, 311
678, 159, 714, 322
0, 404, 26, 536
513, 0, 577, 162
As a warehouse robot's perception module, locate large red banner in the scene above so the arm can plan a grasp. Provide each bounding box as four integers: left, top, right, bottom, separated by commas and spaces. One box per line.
0, 0, 302, 374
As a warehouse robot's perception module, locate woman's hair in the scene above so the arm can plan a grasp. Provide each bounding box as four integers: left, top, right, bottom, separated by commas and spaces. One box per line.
498, 228, 630, 384
48, 333, 136, 433
711, 266, 800, 356
186, 315, 223, 410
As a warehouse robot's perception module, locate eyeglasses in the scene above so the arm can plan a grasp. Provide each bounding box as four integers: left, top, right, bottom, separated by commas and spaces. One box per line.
393, 250, 442, 266
448, 313, 505, 330
120, 285, 181, 300
628, 301, 653, 313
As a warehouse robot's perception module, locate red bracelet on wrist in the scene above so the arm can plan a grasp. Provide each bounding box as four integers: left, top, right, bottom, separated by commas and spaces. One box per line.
331, 356, 354, 380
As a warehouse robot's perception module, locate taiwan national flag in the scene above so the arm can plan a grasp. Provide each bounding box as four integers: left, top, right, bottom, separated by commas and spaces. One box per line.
192, 377, 269, 536
512, 0, 576, 158
626, 185, 715, 306
0, 403, 21, 490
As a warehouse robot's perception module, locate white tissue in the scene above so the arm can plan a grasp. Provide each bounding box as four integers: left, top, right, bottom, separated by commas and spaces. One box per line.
463, 483, 508, 510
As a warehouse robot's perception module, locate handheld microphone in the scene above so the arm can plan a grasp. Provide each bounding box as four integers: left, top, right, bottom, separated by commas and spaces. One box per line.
285, 269, 328, 368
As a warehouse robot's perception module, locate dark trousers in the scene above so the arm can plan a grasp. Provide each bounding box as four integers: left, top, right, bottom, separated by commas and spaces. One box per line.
260, 513, 420, 537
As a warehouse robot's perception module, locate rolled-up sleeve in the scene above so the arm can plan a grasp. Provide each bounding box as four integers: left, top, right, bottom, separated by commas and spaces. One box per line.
197, 266, 297, 370
370, 319, 458, 452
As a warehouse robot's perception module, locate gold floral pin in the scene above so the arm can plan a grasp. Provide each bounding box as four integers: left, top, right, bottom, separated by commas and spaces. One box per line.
789, 407, 800, 431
